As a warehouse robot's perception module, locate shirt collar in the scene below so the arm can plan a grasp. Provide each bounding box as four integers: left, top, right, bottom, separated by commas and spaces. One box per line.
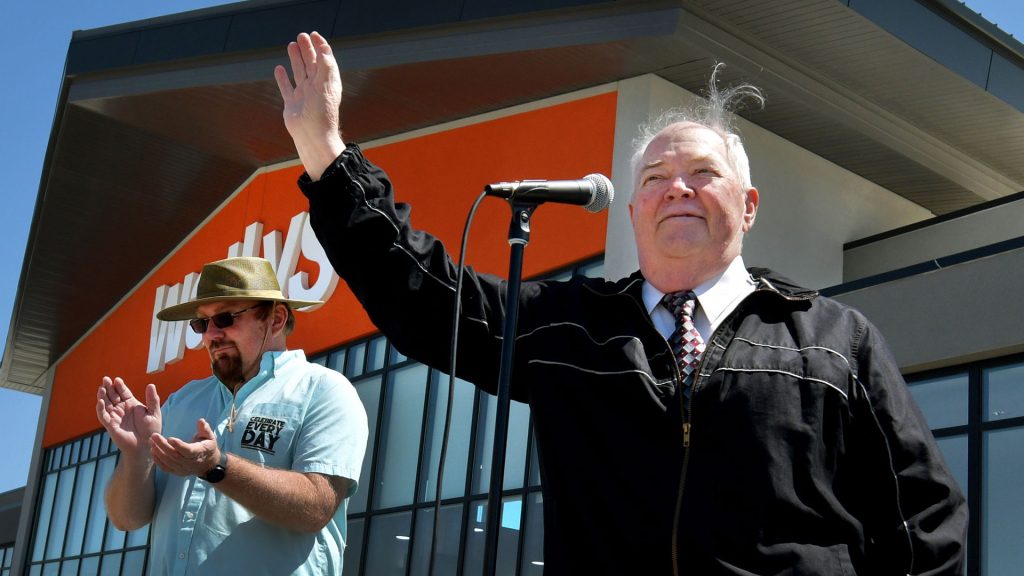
642, 255, 754, 324
226, 349, 302, 393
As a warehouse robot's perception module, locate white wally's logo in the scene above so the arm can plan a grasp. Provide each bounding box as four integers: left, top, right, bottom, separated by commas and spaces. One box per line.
147, 211, 339, 374
241, 416, 286, 454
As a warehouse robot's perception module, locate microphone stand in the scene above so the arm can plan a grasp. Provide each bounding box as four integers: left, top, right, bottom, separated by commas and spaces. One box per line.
482, 200, 537, 576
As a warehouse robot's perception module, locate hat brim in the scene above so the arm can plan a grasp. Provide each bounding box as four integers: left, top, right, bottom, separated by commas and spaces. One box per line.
156, 294, 323, 321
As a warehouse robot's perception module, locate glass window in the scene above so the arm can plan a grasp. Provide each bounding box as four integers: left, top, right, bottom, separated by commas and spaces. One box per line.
70, 441, 81, 465
46, 468, 78, 560
41, 563, 58, 576
983, 426, 1024, 575
59, 559, 78, 576
63, 460, 96, 556
33, 475, 57, 560
121, 550, 146, 576
520, 492, 544, 576
504, 402, 530, 490
309, 354, 327, 366
83, 455, 116, 554
349, 375, 382, 514
472, 396, 531, 494
327, 349, 346, 374
907, 373, 968, 429
366, 337, 387, 372
419, 373, 474, 502
125, 524, 149, 548
529, 435, 541, 487
99, 553, 121, 576
577, 259, 605, 278
984, 362, 1024, 421
343, 518, 364, 576
103, 515, 127, 552
462, 497, 522, 576
363, 511, 412, 576
935, 434, 969, 499
374, 364, 429, 509
409, 504, 463, 576
347, 343, 367, 378
79, 556, 99, 576
390, 346, 408, 365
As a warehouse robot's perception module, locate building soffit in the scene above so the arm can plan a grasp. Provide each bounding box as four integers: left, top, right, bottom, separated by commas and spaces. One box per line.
2, 0, 1022, 395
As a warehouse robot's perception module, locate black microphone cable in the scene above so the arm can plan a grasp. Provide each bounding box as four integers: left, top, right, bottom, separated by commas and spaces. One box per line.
428, 189, 488, 576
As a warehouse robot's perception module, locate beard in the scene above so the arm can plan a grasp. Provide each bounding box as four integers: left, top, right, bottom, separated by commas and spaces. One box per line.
212, 354, 244, 385
209, 344, 245, 385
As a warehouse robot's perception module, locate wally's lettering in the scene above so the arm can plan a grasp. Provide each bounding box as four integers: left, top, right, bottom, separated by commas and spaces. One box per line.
146, 211, 339, 373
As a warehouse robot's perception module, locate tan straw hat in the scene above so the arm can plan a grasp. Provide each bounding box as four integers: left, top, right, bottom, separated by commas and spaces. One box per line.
156, 256, 323, 321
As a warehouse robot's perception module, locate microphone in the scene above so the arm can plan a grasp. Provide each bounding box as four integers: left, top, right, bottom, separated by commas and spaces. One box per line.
485, 174, 614, 213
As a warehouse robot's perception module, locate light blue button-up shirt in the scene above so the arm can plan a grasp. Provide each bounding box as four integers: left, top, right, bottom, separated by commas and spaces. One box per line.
149, 350, 368, 575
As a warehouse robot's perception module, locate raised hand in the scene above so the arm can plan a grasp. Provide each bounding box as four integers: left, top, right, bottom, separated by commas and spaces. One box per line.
274, 31, 346, 181
96, 377, 162, 458
149, 418, 220, 478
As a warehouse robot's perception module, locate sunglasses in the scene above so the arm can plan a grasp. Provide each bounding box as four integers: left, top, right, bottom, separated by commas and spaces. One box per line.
189, 304, 263, 334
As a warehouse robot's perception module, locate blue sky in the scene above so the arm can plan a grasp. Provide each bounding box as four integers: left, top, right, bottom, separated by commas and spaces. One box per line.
0, 0, 1021, 496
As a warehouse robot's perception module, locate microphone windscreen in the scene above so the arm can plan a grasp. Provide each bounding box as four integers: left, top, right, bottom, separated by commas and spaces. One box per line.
583, 174, 614, 213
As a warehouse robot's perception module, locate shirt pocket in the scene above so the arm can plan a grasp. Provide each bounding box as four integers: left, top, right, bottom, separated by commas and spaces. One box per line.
231, 403, 301, 469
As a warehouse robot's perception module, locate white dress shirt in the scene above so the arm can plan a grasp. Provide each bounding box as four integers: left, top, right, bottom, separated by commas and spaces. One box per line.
642, 255, 757, 342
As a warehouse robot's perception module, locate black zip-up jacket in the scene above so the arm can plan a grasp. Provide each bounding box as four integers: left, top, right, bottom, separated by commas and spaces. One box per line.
300, 145, 967, 575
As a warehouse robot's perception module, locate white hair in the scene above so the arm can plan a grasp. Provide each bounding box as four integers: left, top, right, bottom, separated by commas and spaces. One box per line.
630, 64, 765, 193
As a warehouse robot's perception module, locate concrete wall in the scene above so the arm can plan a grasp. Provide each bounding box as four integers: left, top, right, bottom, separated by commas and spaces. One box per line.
844, 195, 1024, 281
834, 246, 1024, 373
603, 74, 932, 288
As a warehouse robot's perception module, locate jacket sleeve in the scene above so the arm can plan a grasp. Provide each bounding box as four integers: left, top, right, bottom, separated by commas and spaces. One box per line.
851, 316, 968, 575
298, 144, 513, 397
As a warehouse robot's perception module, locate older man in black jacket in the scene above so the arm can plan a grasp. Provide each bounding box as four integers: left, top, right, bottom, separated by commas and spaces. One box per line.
275, 31, 967, 575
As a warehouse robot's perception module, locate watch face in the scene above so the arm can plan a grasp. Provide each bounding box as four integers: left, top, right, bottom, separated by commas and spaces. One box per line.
204, 465, 226, 484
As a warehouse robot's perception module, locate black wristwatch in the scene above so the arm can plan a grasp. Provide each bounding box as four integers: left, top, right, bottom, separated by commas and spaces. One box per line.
203, 451, 228, 484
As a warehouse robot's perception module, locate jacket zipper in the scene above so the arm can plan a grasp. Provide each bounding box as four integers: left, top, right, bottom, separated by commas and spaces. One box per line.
671, 282, 815, 575
672, 329, 711, 576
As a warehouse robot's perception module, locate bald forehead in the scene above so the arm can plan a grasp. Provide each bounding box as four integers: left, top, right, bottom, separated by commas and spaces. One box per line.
640, 122, 729, 170
646, 121, 725, 153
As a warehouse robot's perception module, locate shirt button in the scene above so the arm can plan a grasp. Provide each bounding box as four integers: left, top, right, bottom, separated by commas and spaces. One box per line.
179, 553, 186, 559
185, 511, 194, 519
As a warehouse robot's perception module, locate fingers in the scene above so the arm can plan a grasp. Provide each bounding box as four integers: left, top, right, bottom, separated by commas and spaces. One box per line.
297, 32, 317, 82
150, 433, 196, 476
286, 39, 306, 86
196, 418, 216, 441
144, 384, 162, 421
111, 377, 133, 404
279, 32, 333, 94
311, 31, 338, 85
150, 431, 220, 478
96, 394, 112, 427
274, 64, 293, 101
96, 376, 123, 427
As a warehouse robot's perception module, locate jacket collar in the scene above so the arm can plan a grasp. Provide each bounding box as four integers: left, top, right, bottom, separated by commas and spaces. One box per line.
748, 267, 819, 302
582, 268, 817, 306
